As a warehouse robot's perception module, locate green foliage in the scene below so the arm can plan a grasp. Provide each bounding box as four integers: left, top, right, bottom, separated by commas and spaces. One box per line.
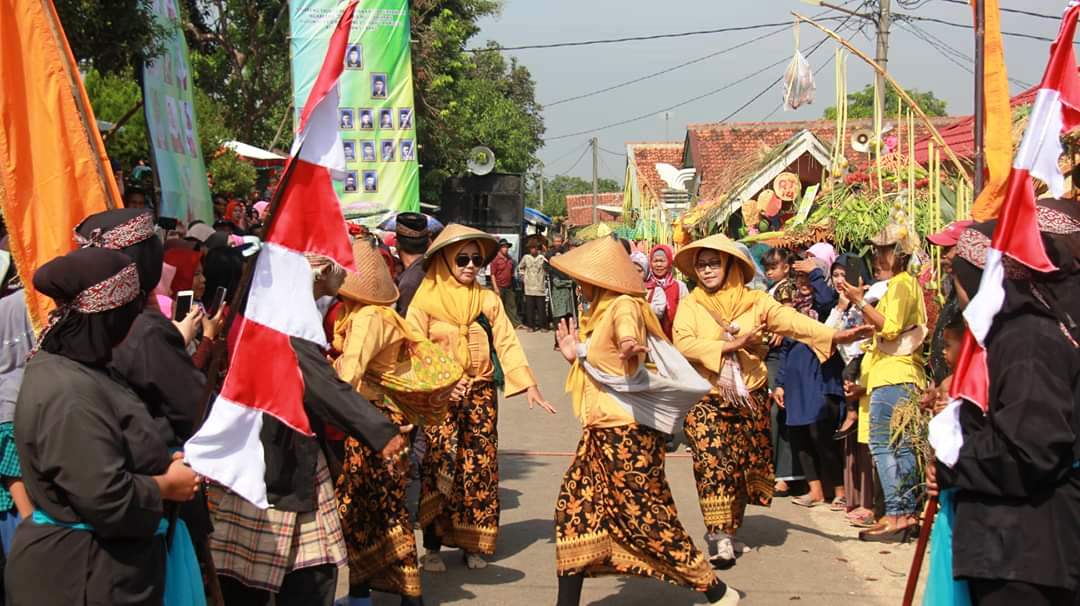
208, 150, 257, 197
184, 1, 292, 147
411, 1, 545, 204
84, 67, 150, 168
56, 0, 166, 74
525, 175, 621, 217
824, 84, 948, 120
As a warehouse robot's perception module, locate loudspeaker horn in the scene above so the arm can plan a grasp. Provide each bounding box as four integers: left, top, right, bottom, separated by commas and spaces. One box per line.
467, 146, 496, 176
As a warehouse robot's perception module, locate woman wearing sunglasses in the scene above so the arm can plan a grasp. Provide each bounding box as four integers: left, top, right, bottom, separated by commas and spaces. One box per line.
406, 224, 556, 572
671, 235, 871, 569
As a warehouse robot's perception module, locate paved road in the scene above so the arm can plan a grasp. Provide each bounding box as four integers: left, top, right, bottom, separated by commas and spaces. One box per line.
373, 330, 919, 605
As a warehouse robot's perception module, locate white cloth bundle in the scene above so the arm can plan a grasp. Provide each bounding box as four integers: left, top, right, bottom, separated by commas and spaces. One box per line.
577, 334, 711, 435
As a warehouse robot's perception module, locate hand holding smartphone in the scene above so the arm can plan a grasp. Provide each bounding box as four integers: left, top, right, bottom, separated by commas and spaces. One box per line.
173, 290, 194, 322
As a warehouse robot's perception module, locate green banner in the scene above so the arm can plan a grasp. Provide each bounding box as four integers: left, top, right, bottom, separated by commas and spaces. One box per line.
141, 0, 213, 223
290, 0, 420, 223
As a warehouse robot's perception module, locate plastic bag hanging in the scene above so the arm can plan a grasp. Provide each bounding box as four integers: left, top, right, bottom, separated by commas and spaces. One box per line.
783, 22, 815, 111
783, 49, 815, 110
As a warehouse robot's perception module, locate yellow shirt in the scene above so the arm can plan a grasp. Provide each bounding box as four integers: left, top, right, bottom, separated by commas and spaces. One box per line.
674, 291, 835, 393
571, 296, 642, 429
407, 289, 536, 397
864, 272, 927, 390
333, 304, 407, 402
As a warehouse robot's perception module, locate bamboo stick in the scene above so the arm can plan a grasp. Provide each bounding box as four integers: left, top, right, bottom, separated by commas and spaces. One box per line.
794, 12, 972, 185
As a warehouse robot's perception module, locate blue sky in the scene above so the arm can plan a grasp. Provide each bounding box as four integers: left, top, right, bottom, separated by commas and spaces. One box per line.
475, 0, 1068, 181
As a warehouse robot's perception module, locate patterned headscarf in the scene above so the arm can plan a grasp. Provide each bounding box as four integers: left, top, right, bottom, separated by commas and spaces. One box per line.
31, 248, 142, 366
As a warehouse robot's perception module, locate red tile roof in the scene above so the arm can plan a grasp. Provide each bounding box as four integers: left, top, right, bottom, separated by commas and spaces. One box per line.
566, 192, 622, 226
913, 87, 1038, 164
628, 142, 684, 205
686, 117, 961, 202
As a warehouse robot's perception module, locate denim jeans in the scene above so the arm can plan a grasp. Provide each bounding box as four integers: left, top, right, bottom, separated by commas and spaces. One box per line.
868, 383, 918, 516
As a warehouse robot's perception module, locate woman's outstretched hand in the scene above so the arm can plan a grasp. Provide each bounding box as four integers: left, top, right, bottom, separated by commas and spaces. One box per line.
618, 338, 649, 361
526, 385, 557, 415
555, 317, 579, 364
833, 325, 875, 345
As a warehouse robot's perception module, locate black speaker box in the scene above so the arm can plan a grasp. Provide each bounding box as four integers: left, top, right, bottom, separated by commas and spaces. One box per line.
438, 173, 524, 231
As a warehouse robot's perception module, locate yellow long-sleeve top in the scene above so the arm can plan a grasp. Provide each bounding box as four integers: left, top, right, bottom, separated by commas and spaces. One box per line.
407, 288, 536, 397
863, 271, 927, 390
567, 294, 648, 429
333, 302, 409, 402
674, 289, 835, 393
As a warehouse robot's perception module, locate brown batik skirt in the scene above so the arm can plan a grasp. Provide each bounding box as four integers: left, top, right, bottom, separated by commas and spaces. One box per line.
555, 424, 719, 592
335, 401, 421, 597
419, 381, 500, 555
683, 390, 775, 535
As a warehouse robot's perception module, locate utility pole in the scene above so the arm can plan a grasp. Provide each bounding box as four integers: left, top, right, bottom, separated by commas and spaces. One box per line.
875, 0, 891, 114
973, 0, 986, 197
591, 137, 599, 224
538, 165, 545, 212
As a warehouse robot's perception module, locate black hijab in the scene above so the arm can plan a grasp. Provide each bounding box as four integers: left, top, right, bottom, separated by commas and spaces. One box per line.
75, 209, 163, 293
34, 248, 142, 367
201, 245, 244, 307
953, 200, 1080, 342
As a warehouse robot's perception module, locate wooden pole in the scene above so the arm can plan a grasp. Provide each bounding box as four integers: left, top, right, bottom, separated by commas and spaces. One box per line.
793, 12, 972, 185
102, 100, 145, 144
902, 495, 939, 606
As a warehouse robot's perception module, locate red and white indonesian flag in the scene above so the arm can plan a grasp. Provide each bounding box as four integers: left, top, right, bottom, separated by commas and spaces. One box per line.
185, 2, 358, 507
931, 4, 1079, 467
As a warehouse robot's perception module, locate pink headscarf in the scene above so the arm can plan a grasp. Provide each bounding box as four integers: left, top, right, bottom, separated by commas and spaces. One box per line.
807, 242, 838, 269
253, 200, 270, 222
153, 263, 177, 318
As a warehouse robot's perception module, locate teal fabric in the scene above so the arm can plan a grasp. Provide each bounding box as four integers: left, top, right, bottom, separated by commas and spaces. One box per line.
32, 510, 206, 606
924, 489, 972, 606
0, 422, 20, 512
476, 314, 505, 389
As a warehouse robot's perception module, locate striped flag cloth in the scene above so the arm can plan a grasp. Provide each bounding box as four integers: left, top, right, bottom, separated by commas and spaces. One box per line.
185, 2, 359, 507
931, 4, 1079, 466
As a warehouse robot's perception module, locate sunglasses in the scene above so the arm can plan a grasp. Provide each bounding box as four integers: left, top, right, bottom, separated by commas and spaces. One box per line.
454, 254, 485, 268
694, 260, 725, 271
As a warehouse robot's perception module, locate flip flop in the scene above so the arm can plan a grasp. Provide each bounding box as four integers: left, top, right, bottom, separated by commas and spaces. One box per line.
792, 494, 825, 508
829, 497, 847, 511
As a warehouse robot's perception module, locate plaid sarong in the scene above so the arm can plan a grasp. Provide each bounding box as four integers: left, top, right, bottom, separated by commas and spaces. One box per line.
207, 452, 346, 592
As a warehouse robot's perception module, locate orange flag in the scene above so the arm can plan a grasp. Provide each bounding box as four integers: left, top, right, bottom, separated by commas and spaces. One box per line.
0, 0, 118, 332
971, 0, 1012, 221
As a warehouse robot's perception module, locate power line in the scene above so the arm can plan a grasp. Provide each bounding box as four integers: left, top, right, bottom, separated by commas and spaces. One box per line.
899, 20, 1033, 89
550, 144, 591, 176
936, 0, 1059, 21
600, 146, 626, 156
544, 26, 789, 107
897, 14, 1057, 43
467, 19, 845, 52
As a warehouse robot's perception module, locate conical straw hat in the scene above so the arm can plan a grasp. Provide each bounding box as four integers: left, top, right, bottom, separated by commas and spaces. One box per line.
339, 237, 399, 305
673, 234, 756, 284
422, 223, 499, 269
550, 236, 645, 296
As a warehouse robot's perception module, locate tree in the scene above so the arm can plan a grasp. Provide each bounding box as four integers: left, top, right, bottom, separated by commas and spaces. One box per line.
84, 68, 150, 168
208, 149, 257, 196
56, 0, 165, 75
526, 175, 621, 217
183, 1, 292, 147
410, 2, 545, 204
824, 84, 948, 120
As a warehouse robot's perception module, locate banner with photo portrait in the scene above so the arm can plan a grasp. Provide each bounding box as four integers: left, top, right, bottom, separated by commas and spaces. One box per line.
141, 0, 214, 223
290, 0, 420, 222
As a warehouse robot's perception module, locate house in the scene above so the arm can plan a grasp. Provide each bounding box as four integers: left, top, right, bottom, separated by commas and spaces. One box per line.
566, 192, 622, 226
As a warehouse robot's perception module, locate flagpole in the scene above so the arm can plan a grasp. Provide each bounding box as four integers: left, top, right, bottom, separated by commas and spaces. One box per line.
973, 0, 986, 197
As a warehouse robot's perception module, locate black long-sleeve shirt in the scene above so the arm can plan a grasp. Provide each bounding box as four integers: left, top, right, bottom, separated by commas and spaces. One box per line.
261, 337, 398, 512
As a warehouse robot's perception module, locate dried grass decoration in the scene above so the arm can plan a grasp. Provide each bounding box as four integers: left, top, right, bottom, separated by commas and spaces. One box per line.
887, 387, 934, 491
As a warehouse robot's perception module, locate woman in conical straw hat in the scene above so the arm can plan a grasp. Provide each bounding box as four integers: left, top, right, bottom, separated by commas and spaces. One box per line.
332, 236, 464, 606
672, 234, 870, 568
551, 236, 739, 606
406, 224, 556, 572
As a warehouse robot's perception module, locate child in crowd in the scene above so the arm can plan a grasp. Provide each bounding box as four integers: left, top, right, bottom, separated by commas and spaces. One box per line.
762, 248, 802, 496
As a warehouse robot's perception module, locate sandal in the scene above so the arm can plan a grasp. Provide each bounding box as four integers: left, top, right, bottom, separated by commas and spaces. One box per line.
829, 497, 847, 511
792, 494, 825, 508
849, 513, 877, 528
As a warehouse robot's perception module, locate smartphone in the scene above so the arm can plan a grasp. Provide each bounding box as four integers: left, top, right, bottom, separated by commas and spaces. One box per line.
208, 286, 227, 316
156, 217, 178, 231
173, 290, 194, 321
